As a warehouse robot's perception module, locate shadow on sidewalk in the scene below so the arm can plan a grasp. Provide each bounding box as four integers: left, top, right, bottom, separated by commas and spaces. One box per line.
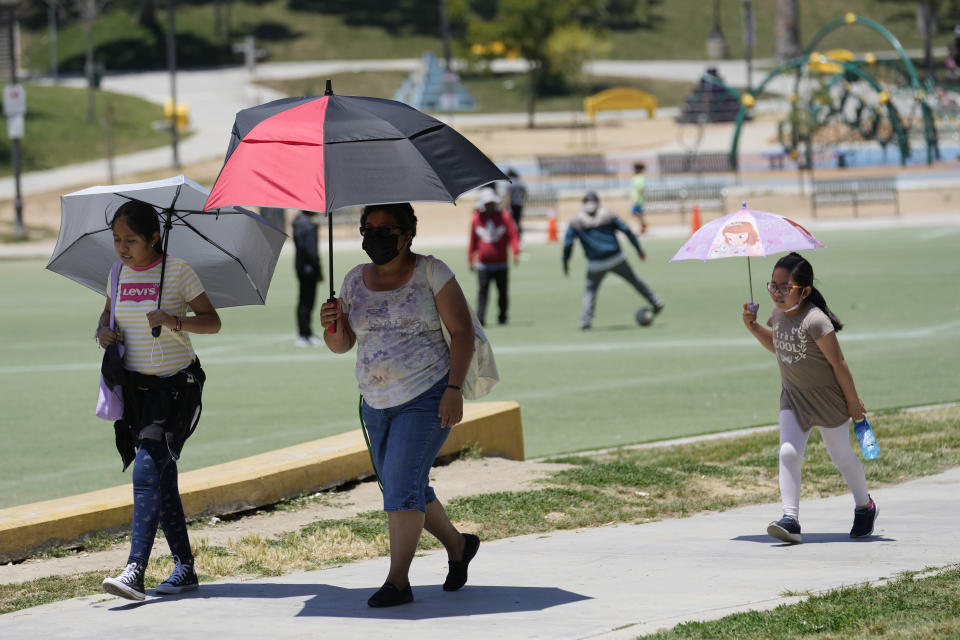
732, 533, 896, 544
109, 582, 591, 619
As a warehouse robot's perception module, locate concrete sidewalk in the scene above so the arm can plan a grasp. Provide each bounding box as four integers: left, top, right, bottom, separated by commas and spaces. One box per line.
2, 467, 957, 639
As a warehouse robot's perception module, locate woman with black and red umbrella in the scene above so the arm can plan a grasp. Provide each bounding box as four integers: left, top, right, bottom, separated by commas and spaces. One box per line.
320, 202, 479, 608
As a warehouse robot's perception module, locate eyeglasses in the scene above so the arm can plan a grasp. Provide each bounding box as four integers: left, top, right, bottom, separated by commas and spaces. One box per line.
359, 225, 402, 238
767, 282, 803, 296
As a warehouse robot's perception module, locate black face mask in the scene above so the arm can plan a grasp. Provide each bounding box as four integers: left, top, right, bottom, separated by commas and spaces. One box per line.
362, 233, 402, 265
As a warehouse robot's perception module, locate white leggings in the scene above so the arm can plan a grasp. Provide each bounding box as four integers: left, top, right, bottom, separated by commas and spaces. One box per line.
778, 409, 870, 519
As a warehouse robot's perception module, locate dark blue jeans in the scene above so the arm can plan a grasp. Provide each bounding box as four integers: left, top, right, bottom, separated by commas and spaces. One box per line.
128, 438, 193, 566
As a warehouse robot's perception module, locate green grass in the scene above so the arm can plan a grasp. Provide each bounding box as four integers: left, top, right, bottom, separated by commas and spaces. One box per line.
2, 405, 957, 615
21, 1, 959, 73
646, 566, 960, 639
0, 84, 175, 176
1, 223, 958, 507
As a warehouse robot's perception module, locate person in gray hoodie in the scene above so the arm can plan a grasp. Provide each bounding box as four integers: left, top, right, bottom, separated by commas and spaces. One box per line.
562, 191, 664, 330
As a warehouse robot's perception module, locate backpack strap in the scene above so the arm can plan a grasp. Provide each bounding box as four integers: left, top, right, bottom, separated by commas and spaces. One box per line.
108, 261, 122, 331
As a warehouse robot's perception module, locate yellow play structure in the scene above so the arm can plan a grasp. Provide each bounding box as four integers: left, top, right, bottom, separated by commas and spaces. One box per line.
583, 87, 657, 121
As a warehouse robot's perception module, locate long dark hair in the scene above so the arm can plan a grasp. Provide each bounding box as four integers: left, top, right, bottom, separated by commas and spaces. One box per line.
361, 203, 418, 240
111, 200, 163, 254
775, 252, 843, 331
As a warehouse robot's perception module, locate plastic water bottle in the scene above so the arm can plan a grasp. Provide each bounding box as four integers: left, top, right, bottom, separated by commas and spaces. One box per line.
853, 418, 880, 460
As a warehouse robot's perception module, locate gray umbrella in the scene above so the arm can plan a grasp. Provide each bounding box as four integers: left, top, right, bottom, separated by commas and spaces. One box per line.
47, 175, 286, 310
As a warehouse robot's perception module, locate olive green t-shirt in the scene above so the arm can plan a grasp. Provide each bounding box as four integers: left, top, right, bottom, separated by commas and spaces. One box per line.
768, 305, 849, 431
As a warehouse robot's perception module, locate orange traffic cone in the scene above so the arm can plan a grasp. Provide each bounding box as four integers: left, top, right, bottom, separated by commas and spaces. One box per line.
690, 204, 701, 235
547, 209, 558, 243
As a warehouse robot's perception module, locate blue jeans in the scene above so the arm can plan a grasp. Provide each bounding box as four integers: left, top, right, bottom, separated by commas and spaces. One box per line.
128, 438, 193, 566
361, 376, 451, 513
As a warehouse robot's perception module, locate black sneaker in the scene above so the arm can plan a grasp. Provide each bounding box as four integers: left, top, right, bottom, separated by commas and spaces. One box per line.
102, 561, 146, 601
367, 582, 414, 608
444, 533, 480, 592
155, 557, 199, 594
767, 515, 802, 544
850, 497, 878, 538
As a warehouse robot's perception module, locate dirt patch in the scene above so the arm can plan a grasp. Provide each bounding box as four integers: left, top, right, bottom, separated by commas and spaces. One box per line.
0, 457, 569, 585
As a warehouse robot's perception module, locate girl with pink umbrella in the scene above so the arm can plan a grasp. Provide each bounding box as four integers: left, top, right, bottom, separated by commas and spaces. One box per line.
742, 252, 877, 544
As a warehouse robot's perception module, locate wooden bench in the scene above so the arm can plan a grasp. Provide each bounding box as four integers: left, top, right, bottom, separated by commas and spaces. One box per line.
657, 151, 737, 179
645, 182, 727, 218
811, 178, 899, 217
537, 153, 617, 188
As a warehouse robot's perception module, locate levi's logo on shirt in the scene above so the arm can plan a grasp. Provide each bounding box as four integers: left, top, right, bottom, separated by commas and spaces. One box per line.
119, 283, 158, 302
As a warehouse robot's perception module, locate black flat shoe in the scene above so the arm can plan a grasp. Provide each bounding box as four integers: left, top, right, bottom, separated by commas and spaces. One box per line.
367, 582, 413, 608
443, 533, 480, 592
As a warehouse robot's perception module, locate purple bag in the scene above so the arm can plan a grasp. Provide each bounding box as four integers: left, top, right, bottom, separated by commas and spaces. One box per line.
96, 262, 125, 420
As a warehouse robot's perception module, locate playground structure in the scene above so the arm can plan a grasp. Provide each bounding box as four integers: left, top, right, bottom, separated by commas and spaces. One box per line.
393, 53, 477, 112
583, 87, 657, 121
720, 13, 960, 170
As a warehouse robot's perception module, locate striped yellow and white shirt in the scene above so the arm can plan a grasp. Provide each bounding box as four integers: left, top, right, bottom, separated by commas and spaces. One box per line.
107, 256, 205, 376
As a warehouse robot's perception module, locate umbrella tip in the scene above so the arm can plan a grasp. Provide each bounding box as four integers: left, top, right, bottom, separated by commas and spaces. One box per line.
324, 79, 333, 96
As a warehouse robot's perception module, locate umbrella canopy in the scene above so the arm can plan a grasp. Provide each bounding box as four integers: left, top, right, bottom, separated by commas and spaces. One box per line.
669, 204, 824, 303
48, 175, 286, 309
203, 81, 508, 301
670, 205, 823, 262
204, 83, 507, 214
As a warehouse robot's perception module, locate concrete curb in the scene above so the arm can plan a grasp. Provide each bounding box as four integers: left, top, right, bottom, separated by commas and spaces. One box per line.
0, 401, 523, 562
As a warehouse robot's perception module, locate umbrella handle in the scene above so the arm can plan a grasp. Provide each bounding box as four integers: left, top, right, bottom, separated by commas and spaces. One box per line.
326, 296, 338, 334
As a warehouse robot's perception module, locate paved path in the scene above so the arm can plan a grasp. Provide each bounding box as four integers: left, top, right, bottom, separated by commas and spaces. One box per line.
2, 467, 957, 639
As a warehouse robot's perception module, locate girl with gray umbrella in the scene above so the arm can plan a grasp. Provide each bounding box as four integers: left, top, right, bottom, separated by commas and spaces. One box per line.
97, 201, 221, 600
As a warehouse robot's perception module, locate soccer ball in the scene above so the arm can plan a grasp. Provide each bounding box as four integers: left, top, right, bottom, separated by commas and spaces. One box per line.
636, 307, 655, 326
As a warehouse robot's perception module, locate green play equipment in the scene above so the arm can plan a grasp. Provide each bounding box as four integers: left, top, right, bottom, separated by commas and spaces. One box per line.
727, 12, 941, 169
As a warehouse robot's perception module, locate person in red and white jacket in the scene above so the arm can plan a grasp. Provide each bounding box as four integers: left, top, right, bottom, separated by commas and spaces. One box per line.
468, 187, 519, 326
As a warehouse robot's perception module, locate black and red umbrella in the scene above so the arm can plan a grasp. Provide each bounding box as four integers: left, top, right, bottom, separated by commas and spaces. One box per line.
204, 80, 507, 303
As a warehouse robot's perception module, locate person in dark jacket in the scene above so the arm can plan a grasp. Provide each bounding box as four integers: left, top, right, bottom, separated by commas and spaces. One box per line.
293, 210, 324, 346
95, 200, 221, 601
562, 191, 664, 330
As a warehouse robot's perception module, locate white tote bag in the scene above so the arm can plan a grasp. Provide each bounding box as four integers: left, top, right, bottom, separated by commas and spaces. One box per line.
427, 257, 499, 399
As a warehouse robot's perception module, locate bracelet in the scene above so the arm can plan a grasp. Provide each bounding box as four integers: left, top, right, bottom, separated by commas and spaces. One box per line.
446, 384, 461, 391
174, 315, 182, 332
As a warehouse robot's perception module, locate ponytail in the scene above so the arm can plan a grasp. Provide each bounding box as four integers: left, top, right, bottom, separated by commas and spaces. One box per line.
806, 286, 843, 332
774, 252, 843, 332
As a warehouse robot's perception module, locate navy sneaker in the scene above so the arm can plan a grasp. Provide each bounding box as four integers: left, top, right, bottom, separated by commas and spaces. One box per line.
767, 515, 802, 544
155, 557, 199, 594
102, 561, 146, 601
850, 497, 878, 538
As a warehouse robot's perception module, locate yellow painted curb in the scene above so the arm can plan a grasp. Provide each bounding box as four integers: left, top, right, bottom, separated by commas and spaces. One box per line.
0, 401, 522, 563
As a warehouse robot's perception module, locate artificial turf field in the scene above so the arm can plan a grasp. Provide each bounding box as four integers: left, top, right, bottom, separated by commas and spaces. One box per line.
1, 221, 958, 508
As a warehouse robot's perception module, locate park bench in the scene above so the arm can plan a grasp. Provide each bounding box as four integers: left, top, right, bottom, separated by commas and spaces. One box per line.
657, 151, 738, 181
644, 182, 727, 219
537, 153, 617, 188
811, 178, 899, 217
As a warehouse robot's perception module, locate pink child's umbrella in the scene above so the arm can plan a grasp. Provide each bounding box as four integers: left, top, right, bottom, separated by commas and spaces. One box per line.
669, 203, 824, 307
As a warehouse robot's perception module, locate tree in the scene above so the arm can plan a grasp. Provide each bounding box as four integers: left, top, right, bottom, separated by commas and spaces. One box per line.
774, 0, 800, 63
464, 0, 607, 128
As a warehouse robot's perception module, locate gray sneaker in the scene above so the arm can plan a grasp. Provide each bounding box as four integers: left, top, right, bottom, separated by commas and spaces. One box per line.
102, 561, 146, 601
155, 557, 199, 594
766, 515, 802, 544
